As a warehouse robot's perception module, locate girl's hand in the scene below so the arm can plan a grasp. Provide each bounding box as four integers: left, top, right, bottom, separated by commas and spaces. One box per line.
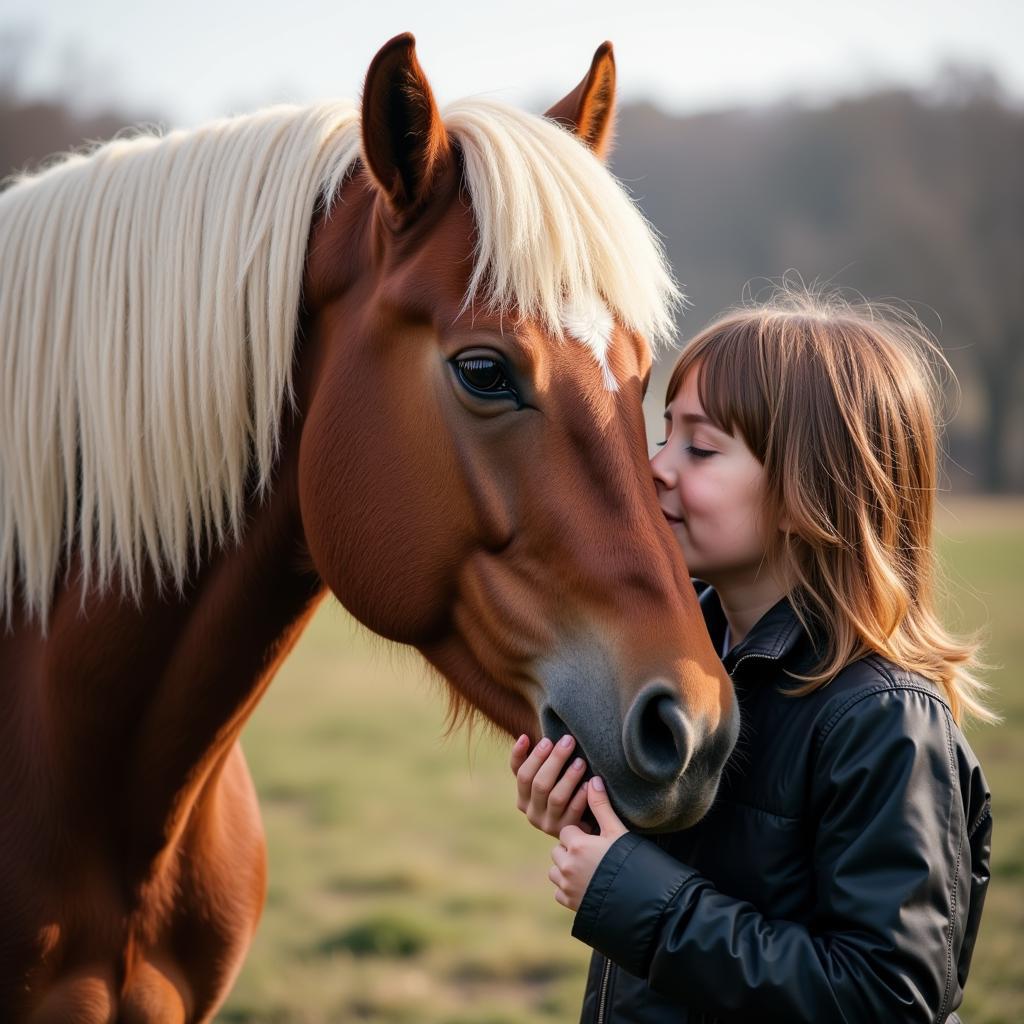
510, 734, 592, 838
549, 777, 629, 912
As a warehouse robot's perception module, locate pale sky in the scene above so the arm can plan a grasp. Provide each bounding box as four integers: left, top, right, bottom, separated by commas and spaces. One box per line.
3, 0, 1022, 127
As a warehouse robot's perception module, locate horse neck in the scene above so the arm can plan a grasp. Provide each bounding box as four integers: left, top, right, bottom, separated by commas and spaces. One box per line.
7, 393, 325, 867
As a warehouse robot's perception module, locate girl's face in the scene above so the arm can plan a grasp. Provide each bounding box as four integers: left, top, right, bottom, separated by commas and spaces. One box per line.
650, 368, 775, 587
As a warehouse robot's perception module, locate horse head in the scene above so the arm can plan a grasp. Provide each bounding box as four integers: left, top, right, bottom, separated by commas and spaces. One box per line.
298, 35, 738, 832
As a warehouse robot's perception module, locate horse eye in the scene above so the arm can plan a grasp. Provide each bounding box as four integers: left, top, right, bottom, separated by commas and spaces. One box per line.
454, 356, 519, 402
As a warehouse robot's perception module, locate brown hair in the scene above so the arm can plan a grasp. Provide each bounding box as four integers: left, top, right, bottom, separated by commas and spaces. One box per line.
668, 284, 995, 726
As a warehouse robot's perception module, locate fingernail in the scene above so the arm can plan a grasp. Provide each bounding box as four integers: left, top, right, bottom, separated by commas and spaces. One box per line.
591, 776, 605, 791
538, 738, 552, 751
559, 734, 574, 749
515, 735, 528, 748
571, 757, 584, 770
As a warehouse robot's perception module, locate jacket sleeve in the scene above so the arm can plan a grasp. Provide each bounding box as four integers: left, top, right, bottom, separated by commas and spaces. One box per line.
571, 685, 982, 1023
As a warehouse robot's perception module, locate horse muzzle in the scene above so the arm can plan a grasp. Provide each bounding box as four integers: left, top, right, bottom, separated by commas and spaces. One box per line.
536, 653, 740, 833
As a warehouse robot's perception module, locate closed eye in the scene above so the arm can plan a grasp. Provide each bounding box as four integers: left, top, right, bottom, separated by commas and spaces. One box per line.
655, 441, 716, 459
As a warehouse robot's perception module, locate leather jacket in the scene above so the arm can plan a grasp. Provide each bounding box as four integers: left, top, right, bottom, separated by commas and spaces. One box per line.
572, 585, 992, 1023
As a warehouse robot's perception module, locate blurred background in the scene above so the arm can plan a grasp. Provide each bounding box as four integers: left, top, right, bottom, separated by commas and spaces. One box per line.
2, 2, 1021, 1021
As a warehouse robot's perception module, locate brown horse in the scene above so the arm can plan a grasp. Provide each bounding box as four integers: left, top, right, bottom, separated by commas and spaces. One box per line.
0, 34, 737, 1023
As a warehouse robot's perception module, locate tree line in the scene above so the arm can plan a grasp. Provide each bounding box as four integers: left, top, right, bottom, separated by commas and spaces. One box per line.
612, 67, 1022, 493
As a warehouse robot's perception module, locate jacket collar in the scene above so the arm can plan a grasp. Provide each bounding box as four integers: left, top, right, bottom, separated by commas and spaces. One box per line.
697, 583, 808, 678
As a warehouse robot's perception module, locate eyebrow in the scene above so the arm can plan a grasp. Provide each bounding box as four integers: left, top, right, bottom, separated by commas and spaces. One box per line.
663, 410, 716, 426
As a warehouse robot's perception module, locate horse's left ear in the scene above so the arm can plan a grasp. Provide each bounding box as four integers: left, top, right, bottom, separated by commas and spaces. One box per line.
544, 41, 616, 161
361, 33, 451, 224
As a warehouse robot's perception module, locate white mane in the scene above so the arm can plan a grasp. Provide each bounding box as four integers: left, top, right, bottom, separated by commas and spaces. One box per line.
0, 96, 681, 627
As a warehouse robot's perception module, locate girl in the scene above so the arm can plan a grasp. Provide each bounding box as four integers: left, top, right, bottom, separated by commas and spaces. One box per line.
511, 287, 993, 1023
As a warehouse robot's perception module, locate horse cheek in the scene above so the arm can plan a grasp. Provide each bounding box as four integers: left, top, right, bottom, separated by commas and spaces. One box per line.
297, 389, 467, 645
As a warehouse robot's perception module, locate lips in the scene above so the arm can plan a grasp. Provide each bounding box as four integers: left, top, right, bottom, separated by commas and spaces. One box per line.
661, 509, 685, 525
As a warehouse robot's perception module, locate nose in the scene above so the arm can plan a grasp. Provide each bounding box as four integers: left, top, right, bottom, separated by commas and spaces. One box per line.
622, 681, 695, 784
649, 446, 676, 488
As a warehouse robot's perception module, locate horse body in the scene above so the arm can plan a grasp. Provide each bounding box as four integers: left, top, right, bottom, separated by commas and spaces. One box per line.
1, 402, 318, 1020
0, 36, 739, 1021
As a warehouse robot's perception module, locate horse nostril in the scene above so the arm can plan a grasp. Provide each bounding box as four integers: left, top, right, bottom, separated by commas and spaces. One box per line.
622, 682, 694, 784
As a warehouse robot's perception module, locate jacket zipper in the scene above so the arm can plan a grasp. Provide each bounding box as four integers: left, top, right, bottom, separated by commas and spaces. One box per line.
728, 651, 776, 677
596, 955, 613, 1023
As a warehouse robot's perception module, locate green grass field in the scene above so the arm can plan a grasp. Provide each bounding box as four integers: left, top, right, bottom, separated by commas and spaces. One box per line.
221, 497, 1023, 1023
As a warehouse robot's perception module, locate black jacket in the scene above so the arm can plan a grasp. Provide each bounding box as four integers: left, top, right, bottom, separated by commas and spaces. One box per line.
573, 585, 992, 1023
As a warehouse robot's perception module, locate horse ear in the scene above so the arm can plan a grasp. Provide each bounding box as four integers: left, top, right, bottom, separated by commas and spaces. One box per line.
544, 41, 617, 161
361, 33, 451, 222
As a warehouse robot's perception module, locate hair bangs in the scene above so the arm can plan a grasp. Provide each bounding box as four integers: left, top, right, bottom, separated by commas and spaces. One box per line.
666, 317, 771, 458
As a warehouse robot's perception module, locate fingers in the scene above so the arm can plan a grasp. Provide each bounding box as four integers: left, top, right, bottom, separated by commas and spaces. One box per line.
514, 736, 555, 809
548, 864, 572, 910
509, 734, 530, 775
532, 737, 581, 806
546, 754, 588, 820
513, 734, 589, 838
565, 775, 590, 826
586, 775, 627, 839
529, 735, 578, 809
